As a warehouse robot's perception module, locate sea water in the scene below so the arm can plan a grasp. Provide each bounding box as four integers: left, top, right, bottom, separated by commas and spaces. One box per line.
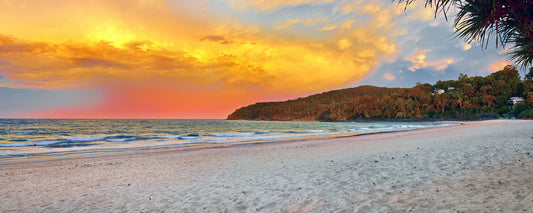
0, 119, 455, 163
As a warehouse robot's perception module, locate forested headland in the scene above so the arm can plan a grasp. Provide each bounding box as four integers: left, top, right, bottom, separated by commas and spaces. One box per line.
227, 65, 533, 121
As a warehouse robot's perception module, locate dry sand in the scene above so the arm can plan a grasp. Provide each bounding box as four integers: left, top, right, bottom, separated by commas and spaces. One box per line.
1, 119, 532, 212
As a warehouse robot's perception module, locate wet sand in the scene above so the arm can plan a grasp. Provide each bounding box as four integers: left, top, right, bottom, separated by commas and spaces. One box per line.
1, 119, 532, 212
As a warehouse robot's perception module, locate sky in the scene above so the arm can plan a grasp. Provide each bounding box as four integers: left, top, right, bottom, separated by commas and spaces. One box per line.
0, 0, 514, 119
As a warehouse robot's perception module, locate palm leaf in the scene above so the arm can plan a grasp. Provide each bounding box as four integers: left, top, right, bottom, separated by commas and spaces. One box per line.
394, 0, 533, 68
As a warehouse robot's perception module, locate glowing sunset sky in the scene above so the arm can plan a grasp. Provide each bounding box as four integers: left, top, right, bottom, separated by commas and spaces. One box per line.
0, 0, 510, 118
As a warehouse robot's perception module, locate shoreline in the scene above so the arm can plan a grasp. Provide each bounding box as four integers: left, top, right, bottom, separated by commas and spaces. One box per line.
0, 120, 459, 165
1, 119, 532, 212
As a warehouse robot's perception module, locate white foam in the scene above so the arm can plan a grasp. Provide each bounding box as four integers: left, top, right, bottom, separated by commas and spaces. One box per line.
68, 136, 108, 142
207, 132, 268, 137
0, 141, 58, 147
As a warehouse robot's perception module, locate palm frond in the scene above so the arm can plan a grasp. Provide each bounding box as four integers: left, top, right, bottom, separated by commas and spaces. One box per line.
452, 0, 533, 67
393, 0, 459, 19
394, 0, 533, 68
508, 33, 533, 69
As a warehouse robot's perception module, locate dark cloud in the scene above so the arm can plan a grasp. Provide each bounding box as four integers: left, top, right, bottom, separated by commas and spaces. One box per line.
201, 35, 231, 44
0, 34, 50, 54
0, 33, 204, 88
73, 58, 127, 68
124, 41, 155, 51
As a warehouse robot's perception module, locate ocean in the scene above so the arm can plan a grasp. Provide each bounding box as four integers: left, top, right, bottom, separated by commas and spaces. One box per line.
0, 119, 455, 163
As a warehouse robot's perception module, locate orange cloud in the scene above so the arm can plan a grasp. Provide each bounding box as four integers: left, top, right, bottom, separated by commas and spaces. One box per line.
0, 0, 402, 118
340, 1, 385, 15
230, 0, 335, 11
405, 49, 453, 71
403, 2, 435, 22
0, 32, 370, 93
383, 73, 395, 80
320, 25, 337, 31
0, 0, 399, 93
336, 38, 353, 50
340, 19, 357, 31
488, 60, 510, 72
276, 17, 330, 30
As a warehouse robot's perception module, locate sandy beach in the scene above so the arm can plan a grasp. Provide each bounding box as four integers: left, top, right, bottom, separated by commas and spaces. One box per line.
1, 119, 532, 212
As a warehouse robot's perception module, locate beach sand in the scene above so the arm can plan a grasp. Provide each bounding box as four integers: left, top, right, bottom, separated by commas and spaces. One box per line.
1, 120, 532, 212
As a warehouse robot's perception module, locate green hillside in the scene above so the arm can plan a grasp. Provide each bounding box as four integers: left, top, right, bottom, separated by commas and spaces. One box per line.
227, 65, 533, 121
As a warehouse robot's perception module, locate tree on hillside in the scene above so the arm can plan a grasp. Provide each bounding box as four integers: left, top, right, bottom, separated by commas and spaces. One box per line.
395, 0, 533, 68
526, 67, 533, 80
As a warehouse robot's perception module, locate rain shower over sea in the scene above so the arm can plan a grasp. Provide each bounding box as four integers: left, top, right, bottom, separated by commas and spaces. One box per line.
0, 119, 456, 163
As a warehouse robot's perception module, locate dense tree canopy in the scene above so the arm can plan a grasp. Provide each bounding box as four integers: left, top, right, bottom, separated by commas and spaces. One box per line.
228, 65, 533, 121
